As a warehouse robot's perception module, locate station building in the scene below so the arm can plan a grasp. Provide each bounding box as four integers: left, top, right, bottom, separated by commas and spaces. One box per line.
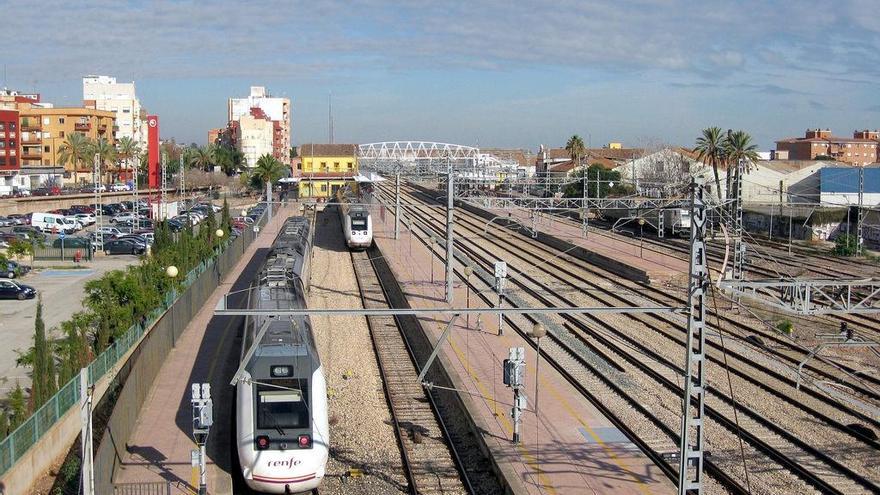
294, 143, 359, 199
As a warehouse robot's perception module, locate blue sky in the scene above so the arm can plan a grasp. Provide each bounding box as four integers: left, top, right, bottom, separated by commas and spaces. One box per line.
3, 0, 878, 150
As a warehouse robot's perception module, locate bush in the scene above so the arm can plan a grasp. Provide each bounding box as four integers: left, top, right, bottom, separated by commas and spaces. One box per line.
776, 319, 794, 335
834, 234, 858, 256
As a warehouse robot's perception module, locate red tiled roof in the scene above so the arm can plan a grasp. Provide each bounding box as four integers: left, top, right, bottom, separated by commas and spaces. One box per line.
299, 143, 357, 156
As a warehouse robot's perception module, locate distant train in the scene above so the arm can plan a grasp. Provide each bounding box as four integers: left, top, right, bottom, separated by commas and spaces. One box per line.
600, 207, 691, 237
235, 216, 329, 494
336, 188, 373, 249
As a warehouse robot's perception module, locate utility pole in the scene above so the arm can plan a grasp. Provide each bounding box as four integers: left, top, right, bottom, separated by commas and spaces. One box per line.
446, 155, 454, 304
395, 165, 401, 240
732, 158, 745, 280
582, 168, 588, 237
133, 157, 139, 224
678, 179, 708, 494
94, 154, 103, 249
179, 154, 186, 209
857, 166, 865, 255
160, 153, 168, 220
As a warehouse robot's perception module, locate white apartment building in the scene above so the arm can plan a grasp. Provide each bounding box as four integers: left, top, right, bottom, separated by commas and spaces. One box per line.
228, 86, 290, 165
83, 75, 146, 149
236, 114, 275, 168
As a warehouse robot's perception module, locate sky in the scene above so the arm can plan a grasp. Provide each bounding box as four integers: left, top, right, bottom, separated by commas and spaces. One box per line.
3, 0, 879, 151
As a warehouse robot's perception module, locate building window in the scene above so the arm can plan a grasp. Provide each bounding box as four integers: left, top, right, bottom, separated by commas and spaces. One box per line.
347, 162, 353, 169
44, 146, 50, 152
60, 131, 65, 138
320, 184, 327, 192
44, 159, 50, 165
59, 117, 65, 124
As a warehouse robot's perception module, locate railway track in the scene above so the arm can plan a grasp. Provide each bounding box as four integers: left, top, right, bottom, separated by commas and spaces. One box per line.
380, 182, 880, 494
351, 245, 496, 494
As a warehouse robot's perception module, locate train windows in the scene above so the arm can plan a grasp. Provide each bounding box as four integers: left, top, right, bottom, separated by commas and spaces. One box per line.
257, 380, 310, 430
351, 219, 367, 230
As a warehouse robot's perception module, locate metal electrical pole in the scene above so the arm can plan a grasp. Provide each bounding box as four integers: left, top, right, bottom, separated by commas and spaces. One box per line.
80, 369, 95, 495
732, 158, 745, 280
582, 168, 588, 237
446, 156, 454, 304
678, 179, 709, 495
857, 166, 865, 255
132, 157, 139, 223
179, 155, 186, 209
395, 170, 401, 240
94, 154, 103, 249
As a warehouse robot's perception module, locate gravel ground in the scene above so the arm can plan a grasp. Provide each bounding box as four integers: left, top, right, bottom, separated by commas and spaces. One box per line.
308, 208, 408, 495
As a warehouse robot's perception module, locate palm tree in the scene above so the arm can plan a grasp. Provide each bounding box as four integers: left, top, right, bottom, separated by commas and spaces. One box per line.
188, 145, 215, 171
252, 154, 286, 209
724, 130, 760, 211
90, 138, 117, 185
116, 136, 141, 183
214, 146, 245, 176
57, 133, 91, 185
565, 135, 587, 170
694, 127, 726, 200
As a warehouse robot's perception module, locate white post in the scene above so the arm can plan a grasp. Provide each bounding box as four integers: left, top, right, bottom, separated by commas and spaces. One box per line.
266, 179, 273, 220
446, 160, 454, 304
80, 368, 94, 495
395, 172, 401, 240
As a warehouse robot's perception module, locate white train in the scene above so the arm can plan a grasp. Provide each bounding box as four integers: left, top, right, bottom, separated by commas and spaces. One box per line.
336, 189, 373, 249
601, 207, 691, 237
234, 216, 329, 494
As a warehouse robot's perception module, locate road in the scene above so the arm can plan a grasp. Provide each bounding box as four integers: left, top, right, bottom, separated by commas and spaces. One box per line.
0, 255, 137, 394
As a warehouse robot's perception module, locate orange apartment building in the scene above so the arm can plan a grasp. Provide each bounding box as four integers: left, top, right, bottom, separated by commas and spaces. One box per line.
776, 129, 879, 166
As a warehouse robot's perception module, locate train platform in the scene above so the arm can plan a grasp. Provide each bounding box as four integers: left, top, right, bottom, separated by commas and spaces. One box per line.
112, 205, 298, 494
370, 211, 676, 495
482, 206, 688, 285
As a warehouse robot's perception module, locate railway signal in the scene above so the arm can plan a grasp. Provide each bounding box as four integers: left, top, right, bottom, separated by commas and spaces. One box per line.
503, 347, 526, 443
191, 383, 213, 495
495, 261, 507, 335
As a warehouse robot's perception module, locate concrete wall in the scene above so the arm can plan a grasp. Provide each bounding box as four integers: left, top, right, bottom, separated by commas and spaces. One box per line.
0, 187, 213, 216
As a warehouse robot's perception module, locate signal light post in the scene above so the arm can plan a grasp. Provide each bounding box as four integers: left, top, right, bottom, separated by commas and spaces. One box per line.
191, 383, 213, 495
503, 347, 526, 443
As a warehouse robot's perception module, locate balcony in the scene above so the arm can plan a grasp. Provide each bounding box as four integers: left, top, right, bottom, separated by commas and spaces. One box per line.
21, 134, 41, 144
21, 123, 41, 132
74, 122, 91, 132
21, 150, 42, 160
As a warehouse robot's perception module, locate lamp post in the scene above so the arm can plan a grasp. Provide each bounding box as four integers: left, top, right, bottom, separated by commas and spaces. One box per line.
166, 265, 179, 278
638, 218, 645, 258
531, 322, 546, 466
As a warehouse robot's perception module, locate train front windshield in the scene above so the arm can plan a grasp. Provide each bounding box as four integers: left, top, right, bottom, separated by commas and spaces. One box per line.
351, 219, 367, 230
257, 380, 310, 430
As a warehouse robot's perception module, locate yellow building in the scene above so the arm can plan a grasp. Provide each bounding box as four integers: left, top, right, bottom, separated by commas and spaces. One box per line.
18, 107, 116, 184
296, 143, 358, 198
606, 142, 622, 149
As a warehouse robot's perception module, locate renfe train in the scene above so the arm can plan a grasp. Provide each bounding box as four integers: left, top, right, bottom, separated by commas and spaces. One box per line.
336, 188, 373, 249
235, 216, 329, 494
601, 207, 691, 237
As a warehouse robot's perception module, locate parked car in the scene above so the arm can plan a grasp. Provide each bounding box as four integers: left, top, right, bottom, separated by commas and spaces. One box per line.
52, 236, 94, 252
69, 205, 95, 214
115, 219, 153, 230
166, 219, 185, 232
1, 260, 30, 279
7, 214, 28, 225
133, 230, 155, 244
118, 234, 150, 246
110, 183, 129, 192
97, 226, 124, 238
73, 213, 97, 226
12, 226, 45, 240
104, 238, 146, 255
63, 216, 85, 231
110, 212, 140, 224
0, 217, 14, 227
0, 279, 36, 300
31, 187, 52, 196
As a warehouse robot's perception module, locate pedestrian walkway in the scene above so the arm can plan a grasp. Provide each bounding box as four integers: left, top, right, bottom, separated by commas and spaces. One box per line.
113, 206, 296, 494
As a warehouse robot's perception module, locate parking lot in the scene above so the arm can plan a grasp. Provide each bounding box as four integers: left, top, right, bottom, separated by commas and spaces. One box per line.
0, 254, 138, 395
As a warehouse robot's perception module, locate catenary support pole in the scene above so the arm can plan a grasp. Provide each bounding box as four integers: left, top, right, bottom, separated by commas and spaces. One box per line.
266, 179, 273, 221
395, 171, 401, 240
446, 157, 454, 304
678, 179, 708, 494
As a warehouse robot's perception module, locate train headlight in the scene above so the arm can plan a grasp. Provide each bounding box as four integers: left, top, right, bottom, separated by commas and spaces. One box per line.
298, 434, 312, 448
256, 435, 271, 450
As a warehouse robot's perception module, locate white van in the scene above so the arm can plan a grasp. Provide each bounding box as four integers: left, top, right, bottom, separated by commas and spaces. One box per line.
31, 213, 76, 234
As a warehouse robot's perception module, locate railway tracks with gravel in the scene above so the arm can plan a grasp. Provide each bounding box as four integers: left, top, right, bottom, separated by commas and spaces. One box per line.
351, 245, 499, 495
381, 182, 880, 494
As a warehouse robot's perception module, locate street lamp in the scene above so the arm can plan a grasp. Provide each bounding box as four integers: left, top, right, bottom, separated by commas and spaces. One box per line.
638, 218, 645, 258
530, 322, 547, 466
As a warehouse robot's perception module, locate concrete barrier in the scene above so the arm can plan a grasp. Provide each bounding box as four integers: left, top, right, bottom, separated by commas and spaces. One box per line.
0, 187, 213, 215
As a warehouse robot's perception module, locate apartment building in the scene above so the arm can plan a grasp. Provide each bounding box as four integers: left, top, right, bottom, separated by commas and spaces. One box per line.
83, 75, 147, 149
297, 143, 358, 198
18, 107, 116, 183
775, 129, 879, 166
0, 110, 19, 174
236, 111, 275, 168
228, 86, 290, 164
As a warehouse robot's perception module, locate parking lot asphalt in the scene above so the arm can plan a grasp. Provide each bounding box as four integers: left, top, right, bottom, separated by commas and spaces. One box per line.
0, 254, 138, 395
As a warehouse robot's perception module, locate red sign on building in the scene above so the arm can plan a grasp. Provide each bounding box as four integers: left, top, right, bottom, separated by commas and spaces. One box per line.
147, 115, 160, 188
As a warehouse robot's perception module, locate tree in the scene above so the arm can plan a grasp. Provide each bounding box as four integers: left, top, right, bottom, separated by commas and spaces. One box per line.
565, 135, 587, 170
215, 146, 245, 176
834, 234, 858, 256
57, 133, 91, 185
563, 164, 632, 198
188, 145, 216, 171
724, 130, 760, 215
250, 154, 285, 190
90, 137, 117, 184
31, 296, 56, 409
694, 127, 727, 201
221, 198, 233, 234
116, 136, 142, 182
7, 383, 27, 430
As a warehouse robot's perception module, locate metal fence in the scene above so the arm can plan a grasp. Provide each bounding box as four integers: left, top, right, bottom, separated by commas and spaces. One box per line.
0, 211, 268, 478
32, 244, 95, 261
